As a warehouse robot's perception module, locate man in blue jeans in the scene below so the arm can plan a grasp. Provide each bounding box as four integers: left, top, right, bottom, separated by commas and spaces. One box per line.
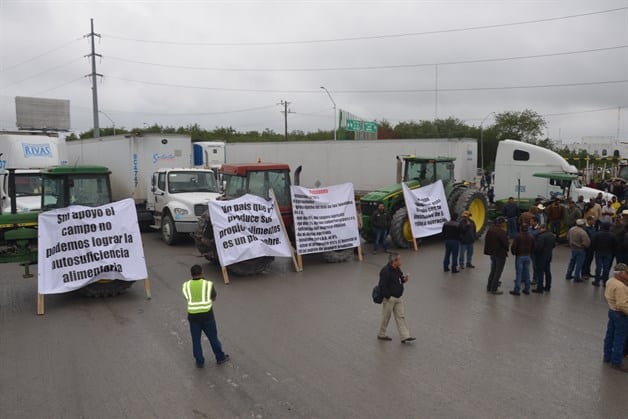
458, 211, 477, 269
182, 264, 230, 368
591, 222, 618, 287
371, 203, 391, 254
442, 213, 462, 273
565, 219, 590, 282
510, 224, 535, 295
503, 197, 520, 239
603, 263, 628, 373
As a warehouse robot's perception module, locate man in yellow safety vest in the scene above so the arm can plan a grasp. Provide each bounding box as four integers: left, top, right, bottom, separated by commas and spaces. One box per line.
182, 264, 229, 368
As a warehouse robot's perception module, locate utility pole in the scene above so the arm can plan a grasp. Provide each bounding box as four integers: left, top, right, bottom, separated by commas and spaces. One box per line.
279, 100, 293, 141
84, 18, 102, 137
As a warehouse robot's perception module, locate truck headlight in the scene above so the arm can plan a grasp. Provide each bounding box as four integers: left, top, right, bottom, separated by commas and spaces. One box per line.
174, 208, 189, 216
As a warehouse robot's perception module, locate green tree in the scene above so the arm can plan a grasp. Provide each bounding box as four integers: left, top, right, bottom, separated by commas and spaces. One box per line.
493, 109, 546, 143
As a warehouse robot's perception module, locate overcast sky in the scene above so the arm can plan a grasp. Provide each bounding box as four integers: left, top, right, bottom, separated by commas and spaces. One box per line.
1, 0, 627, 142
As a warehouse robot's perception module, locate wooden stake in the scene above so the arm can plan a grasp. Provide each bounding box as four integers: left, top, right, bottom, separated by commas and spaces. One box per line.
404, 206, 419, 251
221, 266, 230, 285
143, 279, 152, 300
297, 254, 303, 271
37, 293, 44, 315
357, 245, 363, 261
269, 188, 301, 272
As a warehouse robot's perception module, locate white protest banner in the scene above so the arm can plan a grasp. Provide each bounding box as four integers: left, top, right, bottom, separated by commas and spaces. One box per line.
207, 194, 292, 266
37, 198, 148, 294
291, 183, 360, 255
402, 180, 450, 238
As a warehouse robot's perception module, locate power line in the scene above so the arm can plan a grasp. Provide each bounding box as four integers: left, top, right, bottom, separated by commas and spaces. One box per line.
105, 44, 628, 73
74, 104, 278, 117
107, 75, 628, 94
33, 76, 87, 96
0, 37, 82, 73
101, 6, 628, 47
0, 57, 85, 91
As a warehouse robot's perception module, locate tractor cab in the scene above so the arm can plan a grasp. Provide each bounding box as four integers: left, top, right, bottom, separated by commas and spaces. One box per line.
401, 156, 457, 195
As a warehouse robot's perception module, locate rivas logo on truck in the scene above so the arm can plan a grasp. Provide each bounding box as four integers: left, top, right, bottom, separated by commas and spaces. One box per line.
22, 143, 53, 158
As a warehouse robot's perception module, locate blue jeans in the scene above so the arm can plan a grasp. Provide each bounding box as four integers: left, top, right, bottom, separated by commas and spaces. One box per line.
550, 220, 561, 238
443, 240, 460, 270
594, 253, 613, 284
566, 249, 586, 280
514, 255, 531, 292
459, 243, 474, 266
507, 217, 518, 239
603, 310, 628, 366
189, 310, 226, 365
374, 227, 388, 251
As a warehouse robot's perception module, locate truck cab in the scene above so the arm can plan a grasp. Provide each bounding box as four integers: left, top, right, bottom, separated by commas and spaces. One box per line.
148, 168, 220, 245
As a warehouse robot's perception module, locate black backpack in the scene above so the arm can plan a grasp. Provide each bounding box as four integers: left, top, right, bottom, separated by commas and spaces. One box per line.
372, 284, 383, 304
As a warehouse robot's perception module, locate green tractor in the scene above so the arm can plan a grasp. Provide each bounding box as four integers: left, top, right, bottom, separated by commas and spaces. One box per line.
360, 156, 489, 248
0, 166, 133, 297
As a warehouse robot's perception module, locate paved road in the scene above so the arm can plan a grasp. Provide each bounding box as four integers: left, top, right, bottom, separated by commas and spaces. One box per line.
1, 233, 626, 418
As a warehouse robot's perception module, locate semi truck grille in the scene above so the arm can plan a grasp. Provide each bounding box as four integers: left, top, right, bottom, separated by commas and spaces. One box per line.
194, 204, 207, 216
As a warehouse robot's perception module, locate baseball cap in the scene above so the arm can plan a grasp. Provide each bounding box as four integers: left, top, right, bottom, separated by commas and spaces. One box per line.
613, 263, 628, 272
537, 204, 545, 210
576, 219, 585, 226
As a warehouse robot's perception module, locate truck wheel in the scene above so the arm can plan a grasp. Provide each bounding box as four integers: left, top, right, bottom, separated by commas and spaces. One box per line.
79, 280, 133, 298
228, 257, 274, 276
161, 213, 180, 245
454, 189, 489, 236
322, 249, 354, 263
390, 207, 414, 248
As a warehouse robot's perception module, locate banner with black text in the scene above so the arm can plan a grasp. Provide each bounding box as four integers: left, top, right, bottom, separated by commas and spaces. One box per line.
37, 198, 147, 294
207, 194, 292, 266
402, 181, 450, 238
291, 183, 360, 255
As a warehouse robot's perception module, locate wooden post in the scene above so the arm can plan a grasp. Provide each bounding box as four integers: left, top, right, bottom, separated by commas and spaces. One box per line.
404, 206, 419, 251
357, 245, 363, 261
297, 254, 303, 271
37, 293, 44, 315
221, 266, 230, 285
143, 279, 152, 300
270, 188, 302, 272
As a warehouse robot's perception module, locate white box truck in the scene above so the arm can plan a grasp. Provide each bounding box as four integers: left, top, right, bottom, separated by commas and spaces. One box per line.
0, 131, 68, 214
66, 133, 221, 244
494, 139, 613, 202
192, 141, 226, 170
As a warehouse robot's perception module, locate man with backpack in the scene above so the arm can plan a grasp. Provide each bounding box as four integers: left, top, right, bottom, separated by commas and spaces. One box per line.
377, 253, 416, 344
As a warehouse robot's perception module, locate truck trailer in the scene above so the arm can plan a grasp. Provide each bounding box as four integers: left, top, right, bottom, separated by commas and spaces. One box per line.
66, 133, 221, 244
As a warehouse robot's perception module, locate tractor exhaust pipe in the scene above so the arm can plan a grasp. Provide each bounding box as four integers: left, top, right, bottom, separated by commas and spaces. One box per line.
294, 165, 302, 186
8, 168, 17, 214
396, 156, 403, 184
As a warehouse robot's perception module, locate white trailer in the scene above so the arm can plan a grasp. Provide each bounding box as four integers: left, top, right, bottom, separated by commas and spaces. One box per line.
0, 131, 68, 213
494, 139, 613, 202
224, 138, 477, 193
66, 134, 221, 244
192, 141, 226, 170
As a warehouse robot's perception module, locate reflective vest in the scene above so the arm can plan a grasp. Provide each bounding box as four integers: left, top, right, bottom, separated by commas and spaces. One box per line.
182, 279, 213, 314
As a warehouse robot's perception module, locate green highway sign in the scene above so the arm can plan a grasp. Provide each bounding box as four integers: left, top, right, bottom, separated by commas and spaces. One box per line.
363, 121, 377, 133
345, 119, 362, 132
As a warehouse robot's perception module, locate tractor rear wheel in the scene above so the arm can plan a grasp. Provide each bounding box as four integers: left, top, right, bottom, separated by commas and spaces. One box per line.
390, 207, 414, 248
79, 280, 133, 298
454, 189, 489, 236
322, 249, 354, 263
227, 257, 274, 276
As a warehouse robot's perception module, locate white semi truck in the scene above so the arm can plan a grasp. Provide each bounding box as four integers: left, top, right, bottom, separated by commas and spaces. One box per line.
0, 131, 68, 214
66, 133, 221, 244
494, 139, 614, 202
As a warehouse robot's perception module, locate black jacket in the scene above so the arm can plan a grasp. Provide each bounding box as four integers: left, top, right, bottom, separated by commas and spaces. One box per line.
378, 263, 405, 299
442, 220, 462, 240
534, 230, 555, 259
459, 219, 477, 244
590, 230, 618, 255
371, 210, 391, 229
484, 225, 509, 258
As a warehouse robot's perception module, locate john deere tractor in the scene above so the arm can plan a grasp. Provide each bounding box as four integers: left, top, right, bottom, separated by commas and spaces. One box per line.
360, 156, 489, 248
0, 166, 133, 297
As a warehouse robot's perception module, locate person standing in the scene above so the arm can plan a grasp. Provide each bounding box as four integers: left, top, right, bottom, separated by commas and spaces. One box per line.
602, 263, 628, 372
565, 219, 591, 283
442, 213, 462, 273
547, 199, 564, 239
458, 211, 477, 269
575, 195, 586, 212
371, 203, 391, 254
591, 222, 618, 287
484, 217, 509, 295
377, 253, 416, 343
532, 224, 556, 293
503, 197, 520, 239
582, 215, 597, 279
510, 224, 535, 295
563, 200, 582, 232
182, 265, 229, 368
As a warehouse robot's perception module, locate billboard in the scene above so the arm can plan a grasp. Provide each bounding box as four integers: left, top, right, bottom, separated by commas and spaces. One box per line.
15, 96, 71, 131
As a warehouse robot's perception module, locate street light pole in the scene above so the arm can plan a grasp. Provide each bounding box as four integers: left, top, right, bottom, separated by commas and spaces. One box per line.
320, 86, 337, 141
99, 110, 116, 135
479, 111, 496, 171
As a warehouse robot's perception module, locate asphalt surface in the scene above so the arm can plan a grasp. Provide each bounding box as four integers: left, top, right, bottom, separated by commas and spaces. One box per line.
1, 233, 627, 419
